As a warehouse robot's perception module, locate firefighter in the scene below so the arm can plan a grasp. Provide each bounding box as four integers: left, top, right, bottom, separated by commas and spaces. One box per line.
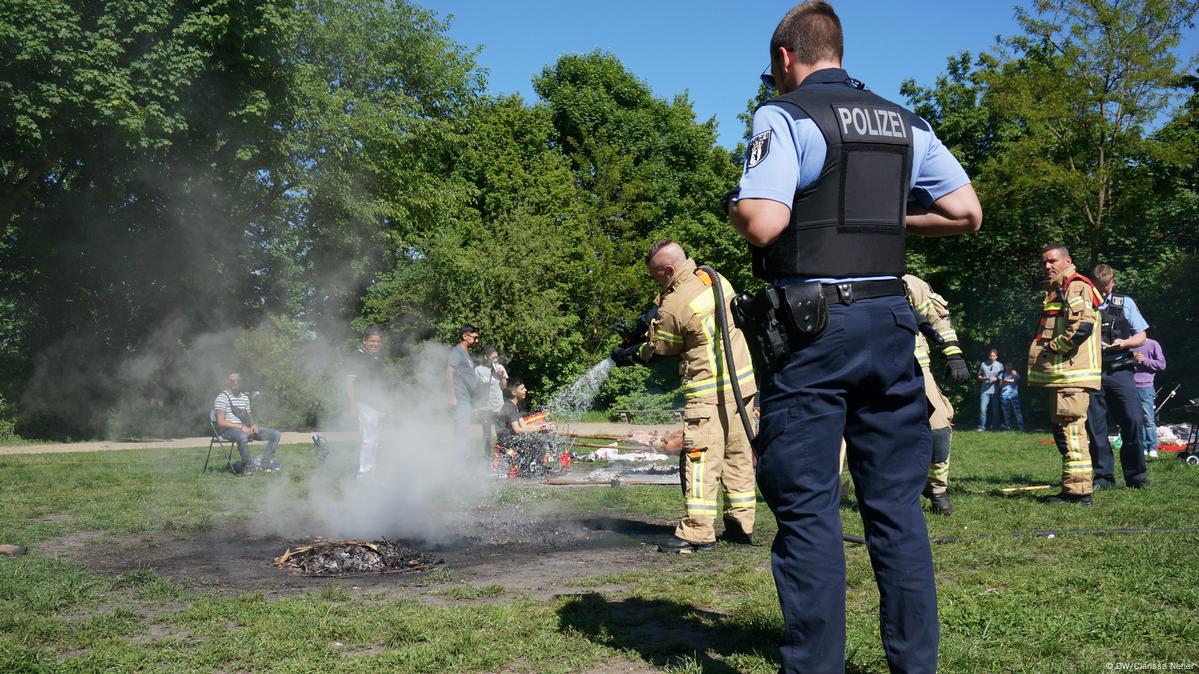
611, 240, 758, 553
1028, 244, 1104, 505
904, 274, 970, 515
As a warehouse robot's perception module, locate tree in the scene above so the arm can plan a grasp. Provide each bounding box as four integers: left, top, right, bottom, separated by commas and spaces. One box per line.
983, 0, 1199, 266
0, 0, 485, 437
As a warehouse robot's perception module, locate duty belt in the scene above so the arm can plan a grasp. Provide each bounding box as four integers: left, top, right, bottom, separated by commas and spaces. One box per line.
808, 278, 906, 305
731, 278, 907, 376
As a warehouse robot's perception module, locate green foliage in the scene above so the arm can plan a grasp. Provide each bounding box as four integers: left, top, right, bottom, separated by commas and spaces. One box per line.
363, 52, 742, 403
0, 0, 483, 437
901, 0, 1199, 422
0, 394, 15, 443
3, 0, 1198, 437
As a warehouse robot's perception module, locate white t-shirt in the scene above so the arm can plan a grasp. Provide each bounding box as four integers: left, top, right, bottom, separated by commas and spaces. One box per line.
474, 363, 508, 414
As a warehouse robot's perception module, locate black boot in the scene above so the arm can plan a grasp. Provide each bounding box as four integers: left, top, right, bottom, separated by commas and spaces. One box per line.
657, 536, 715, 554
927, 491, 953, 516
717, 521, 755, 546
1040, 491, 1093, 506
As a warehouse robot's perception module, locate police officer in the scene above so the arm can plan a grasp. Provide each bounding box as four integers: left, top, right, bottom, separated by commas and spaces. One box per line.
1027, 245, 1103, 504
1087, 264, 1151, 489
905, 274, 970, 516
726, 3, 981, 672
612, 240, 758, 553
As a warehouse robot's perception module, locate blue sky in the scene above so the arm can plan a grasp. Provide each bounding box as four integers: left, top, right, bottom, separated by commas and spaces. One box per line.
421, 1, 1198, 149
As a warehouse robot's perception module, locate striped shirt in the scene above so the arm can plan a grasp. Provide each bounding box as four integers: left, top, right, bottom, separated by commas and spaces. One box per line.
214, 391, 252, 426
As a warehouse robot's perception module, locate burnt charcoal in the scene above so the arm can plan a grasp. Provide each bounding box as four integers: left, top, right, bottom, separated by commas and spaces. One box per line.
499, 434, 571, 477
275, 539, 443, 577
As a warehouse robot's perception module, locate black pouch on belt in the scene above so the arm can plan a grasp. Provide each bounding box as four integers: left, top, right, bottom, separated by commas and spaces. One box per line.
779, 282, 828, 339
731, 287, 791, 375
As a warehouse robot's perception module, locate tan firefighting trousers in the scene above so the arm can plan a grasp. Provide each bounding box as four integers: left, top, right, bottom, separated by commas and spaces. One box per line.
676, 396, 756, 543
924, 364, 954, 495
1052, 387, 1093, 495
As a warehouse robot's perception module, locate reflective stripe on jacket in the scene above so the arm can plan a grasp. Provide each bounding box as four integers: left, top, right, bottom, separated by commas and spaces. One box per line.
640, 259, 757, 403
1027, 266, 1102, 390
904, 274, 961, 368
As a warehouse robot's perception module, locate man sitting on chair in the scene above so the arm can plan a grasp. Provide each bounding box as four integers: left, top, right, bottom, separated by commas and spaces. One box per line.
214, 372, 282, 474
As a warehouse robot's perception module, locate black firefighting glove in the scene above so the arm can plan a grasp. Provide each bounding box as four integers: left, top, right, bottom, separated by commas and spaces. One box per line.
945, 354, 969, 384
610, 343, 643, 367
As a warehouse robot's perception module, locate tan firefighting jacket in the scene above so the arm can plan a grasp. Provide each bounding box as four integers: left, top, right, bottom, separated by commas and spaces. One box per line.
903, 274, 962, 369
1027, 265, 1103, 390
639, 259, 757, 404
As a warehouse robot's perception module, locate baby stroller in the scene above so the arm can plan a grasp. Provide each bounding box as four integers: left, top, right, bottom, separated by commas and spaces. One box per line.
1182, 398, 1199, 466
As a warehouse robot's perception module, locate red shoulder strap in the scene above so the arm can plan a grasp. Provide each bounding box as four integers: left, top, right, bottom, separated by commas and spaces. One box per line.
1061, 273, 1101, 308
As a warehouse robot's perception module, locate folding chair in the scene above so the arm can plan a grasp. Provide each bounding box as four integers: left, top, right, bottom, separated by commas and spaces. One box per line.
203, 409, 237, 473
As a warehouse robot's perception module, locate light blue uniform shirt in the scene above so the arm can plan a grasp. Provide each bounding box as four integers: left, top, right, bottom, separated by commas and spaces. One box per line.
735, 69, 971, 284
1099, 293, 1149, 334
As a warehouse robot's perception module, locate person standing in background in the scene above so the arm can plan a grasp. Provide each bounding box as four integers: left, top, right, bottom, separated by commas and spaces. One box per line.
474, 345, 508, 459
1087, 264, 1150, 490
1132, 338, 1166, 459
977, 348, 1003, 431
1000, 363, 1024, 431
447, 324, 480, 454
1028, 244, 1102, 505
345, 327, 389, 476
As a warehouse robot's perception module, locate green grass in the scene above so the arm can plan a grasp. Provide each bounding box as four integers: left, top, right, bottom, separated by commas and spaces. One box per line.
0, 432, 1197, 672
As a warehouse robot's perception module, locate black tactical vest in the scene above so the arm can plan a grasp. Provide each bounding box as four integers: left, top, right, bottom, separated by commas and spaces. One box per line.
751, 81, 914, 281
1100, 292, 1133, 345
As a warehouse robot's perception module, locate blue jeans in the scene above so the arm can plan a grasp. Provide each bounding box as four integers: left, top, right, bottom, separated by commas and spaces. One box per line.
219, 427, 281, 465
978, 389, 997, 430
454, 394, 473, 454
1000, 395, 1024, 430
1137, 386, 1157, 452
757, 295, 937, 674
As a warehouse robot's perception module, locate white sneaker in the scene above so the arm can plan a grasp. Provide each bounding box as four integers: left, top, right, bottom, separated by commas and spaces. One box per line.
1148, 450, 1159, 458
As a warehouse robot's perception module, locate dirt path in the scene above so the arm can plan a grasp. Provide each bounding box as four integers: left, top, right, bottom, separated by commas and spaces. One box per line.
0, 422, 679, 456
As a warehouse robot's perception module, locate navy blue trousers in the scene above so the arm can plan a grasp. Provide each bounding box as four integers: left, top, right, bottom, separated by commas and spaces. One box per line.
1086, 369, 1148, 486
756, 295, 938, 674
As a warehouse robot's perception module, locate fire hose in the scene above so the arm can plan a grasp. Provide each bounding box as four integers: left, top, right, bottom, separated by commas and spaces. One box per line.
698, 266, 867, 546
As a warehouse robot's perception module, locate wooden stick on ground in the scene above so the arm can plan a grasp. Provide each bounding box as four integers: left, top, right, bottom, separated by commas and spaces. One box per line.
0, 544, 28, 555
557, 431, 628, 440
569, 440, 654, 451
999, 485, 1053, 493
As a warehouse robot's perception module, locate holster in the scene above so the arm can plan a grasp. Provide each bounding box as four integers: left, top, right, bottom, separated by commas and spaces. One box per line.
731, 287, 791, 375
732, 283, 830, 375
778, 281, 828, 338
1103, 351, 1135, 375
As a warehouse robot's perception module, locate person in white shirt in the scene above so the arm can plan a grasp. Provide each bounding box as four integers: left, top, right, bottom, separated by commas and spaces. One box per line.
473, 345, 508, 459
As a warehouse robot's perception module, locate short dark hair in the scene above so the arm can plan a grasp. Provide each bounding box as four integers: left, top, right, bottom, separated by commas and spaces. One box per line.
460, 324, 479, 338
771, 1, 843, 66
504, 377, 523, 399
644, 239, 678, 265
1041, 243, 1071, 258
482, 344, 498, 358
362, 326, 383, 340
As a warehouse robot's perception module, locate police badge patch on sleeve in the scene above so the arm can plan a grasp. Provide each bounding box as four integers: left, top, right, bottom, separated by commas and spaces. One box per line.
746, 130, 771, 168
